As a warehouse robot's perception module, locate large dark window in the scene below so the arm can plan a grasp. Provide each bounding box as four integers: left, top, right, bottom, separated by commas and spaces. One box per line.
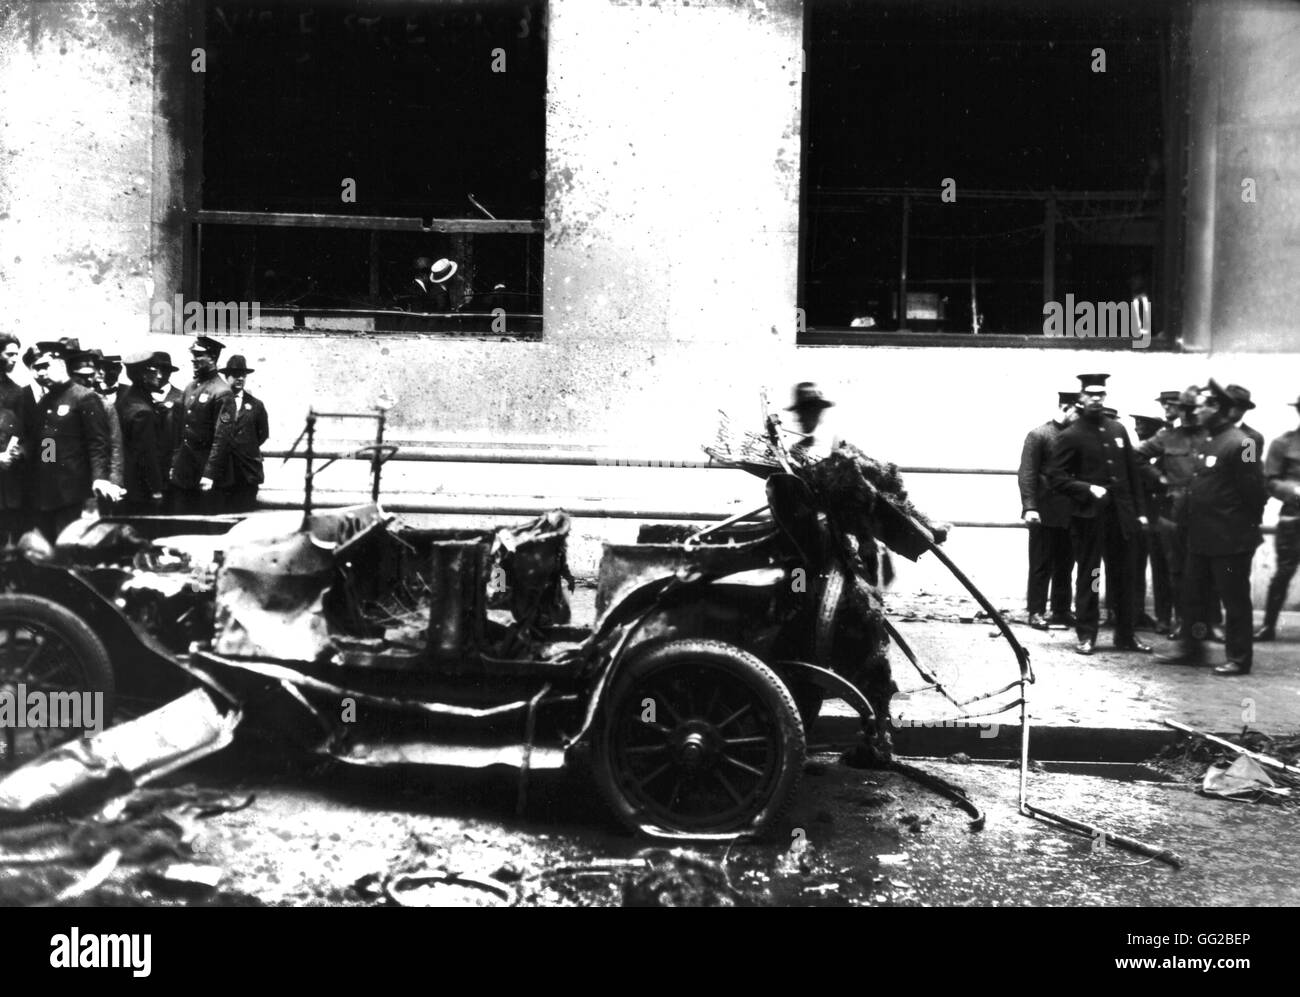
193, 1, 546, 337
800, 0, 1185, 344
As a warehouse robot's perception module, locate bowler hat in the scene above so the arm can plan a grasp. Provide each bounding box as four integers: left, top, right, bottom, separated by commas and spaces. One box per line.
786, 382, 834, 411
150, 351, 180, 373
1223, 383, 1256, 411
220, 355, 255, 376
67, 351, 98, 375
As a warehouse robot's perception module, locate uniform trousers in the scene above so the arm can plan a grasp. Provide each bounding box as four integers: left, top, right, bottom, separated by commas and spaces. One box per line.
1026, 523, 1073, 617
1069, 503, 1137, 643
1183, 550, 1255, 670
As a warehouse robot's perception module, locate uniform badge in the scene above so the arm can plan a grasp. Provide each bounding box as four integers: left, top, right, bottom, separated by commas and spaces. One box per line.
199, 393, 209, 404
1114, 435, 1126, 448
1206, 455, 1218, 468
57, 404, 70, 417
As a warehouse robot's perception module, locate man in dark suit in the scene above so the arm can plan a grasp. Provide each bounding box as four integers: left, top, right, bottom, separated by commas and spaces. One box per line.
170, 336, 236, 515
69, 350, 124, 511
1139, 387, 1208, 638
116, 352, 168, 514
1156, 381, 1268, 675
1018, 390, 1078, 629
1132, 413, 1172, 632
25, 342, 112, 542
148, 351, 183, 512
1047, 373, 1151, 655
219, 355, 269, 513
0, 333, 31, 542
1255, 393, 1300, 641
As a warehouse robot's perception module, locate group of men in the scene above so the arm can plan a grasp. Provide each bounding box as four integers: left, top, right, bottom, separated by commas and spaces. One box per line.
1019, 372, 1299, 676
0, 334, 269, 544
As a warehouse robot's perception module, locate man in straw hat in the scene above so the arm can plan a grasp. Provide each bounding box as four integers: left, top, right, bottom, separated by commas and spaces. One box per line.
786, 382, 839, 462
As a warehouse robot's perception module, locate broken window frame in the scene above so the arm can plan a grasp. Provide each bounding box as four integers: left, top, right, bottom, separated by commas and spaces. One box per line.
183, 0, 547, 341
796, 0, 1192, 350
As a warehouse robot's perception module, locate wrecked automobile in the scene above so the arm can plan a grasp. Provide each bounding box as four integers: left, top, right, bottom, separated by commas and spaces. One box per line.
0, 410, 966, 839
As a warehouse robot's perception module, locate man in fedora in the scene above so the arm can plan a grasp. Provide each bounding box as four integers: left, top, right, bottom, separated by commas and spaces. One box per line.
116, 352, 167, 513
786, 382, 838, 461
171, 335, 236, 515
219, 355, 269, 513
1256, 393, 1300, 641
1224, 384, 1265, 456
148, 351, 182, 510
1047, 373, 1151, 655
1018, 390, 1078, 630
1156, 381, 1267, 674
25, 341, 112, 541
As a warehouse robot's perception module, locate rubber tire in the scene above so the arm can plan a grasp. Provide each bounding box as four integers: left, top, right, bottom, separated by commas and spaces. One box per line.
592, 638, 805, 837
0, 594, 115, 729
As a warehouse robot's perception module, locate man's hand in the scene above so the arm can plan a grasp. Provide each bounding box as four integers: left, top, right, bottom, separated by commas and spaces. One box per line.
0, 452, 12, 470
93, 479, 124, 502
1022, 511, 1041, 525
170, 467, 180, 485
199, 476, 214, 492
1137, 515, 1149, 528
1088, 484, 1108, 500
150, 492, 164, 505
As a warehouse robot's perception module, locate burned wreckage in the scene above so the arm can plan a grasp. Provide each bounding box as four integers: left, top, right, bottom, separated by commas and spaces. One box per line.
0, 408, 1029, 839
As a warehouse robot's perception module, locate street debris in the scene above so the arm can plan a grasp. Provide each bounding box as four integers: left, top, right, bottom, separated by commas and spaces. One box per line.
1201, 756, 1291, 805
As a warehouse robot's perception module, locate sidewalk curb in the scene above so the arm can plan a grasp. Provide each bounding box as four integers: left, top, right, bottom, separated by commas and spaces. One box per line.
817, 716, 1177, 762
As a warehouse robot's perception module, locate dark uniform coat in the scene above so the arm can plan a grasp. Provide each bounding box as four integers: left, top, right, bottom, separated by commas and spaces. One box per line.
1187, 423, 1267, 556
227, 389, 269, 486
1047, 414, 1147, 534
1138, 424, 1204, 524
171, 374, 236, 490
27, 380, 110, 511
116, 384, 166, 502
155, 384, 182, 479
0, 373, 30, 512
1018, 419, 1074, 528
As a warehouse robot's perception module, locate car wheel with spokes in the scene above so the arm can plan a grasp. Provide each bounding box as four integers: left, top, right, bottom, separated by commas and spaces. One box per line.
593, 639, 805, 836
0, 595, 114, 769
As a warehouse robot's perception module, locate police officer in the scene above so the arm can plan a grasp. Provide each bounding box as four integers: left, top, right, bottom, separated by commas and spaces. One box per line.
0, 333, 30, 542
116, 351, 168, 514
1156, 381, 1267, 674
170, 336, 236, 515
1018, 390, 1078, 629
1047, 373, 1151, 655
26, 343, 112, 542
218, 355, 269, 513
1256, 393, 1300, 641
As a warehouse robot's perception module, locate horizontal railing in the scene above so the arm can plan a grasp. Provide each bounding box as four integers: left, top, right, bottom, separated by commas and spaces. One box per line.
258, 444, 1279, 534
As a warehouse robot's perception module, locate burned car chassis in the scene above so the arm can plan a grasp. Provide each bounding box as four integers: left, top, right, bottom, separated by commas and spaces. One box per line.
0, 466, 902, 838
